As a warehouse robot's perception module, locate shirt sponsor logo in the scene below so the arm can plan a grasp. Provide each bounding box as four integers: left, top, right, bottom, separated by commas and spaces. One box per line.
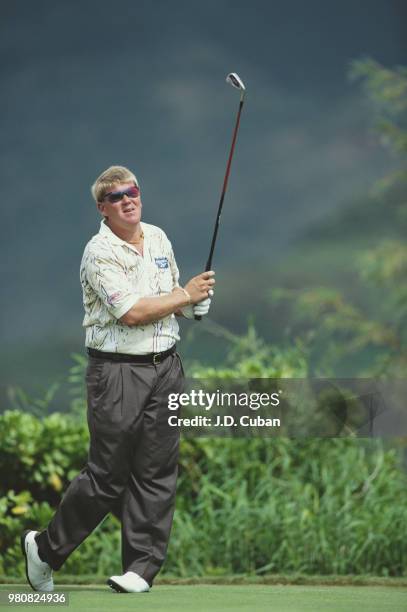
155, 257, 169, 269
107, 291, 122, 305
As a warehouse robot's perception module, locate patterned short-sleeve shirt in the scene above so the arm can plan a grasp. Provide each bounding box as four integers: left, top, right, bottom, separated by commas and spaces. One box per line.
80, 219, 180, 354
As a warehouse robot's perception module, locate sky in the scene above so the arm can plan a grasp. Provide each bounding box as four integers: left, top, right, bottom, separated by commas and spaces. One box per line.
1, 0, 406, 391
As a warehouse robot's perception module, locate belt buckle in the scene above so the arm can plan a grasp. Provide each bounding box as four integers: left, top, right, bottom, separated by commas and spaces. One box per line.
153, 353, 161, 365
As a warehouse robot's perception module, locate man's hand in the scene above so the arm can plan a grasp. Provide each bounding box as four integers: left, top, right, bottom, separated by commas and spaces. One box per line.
181, 292, 213, 319
183, 271, 215, 304
120, 272, 215, 327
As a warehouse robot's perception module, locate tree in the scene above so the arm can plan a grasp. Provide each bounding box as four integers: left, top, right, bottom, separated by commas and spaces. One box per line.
269, 59, 407, 377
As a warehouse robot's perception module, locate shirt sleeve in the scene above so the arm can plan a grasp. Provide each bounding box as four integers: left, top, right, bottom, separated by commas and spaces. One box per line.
84, 249, 140, 319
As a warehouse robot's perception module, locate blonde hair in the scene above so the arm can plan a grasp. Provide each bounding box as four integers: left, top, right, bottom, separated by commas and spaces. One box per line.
91, 166, 139, 202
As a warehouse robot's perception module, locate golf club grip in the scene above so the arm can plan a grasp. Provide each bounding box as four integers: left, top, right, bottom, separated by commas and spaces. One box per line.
194, 260, 212, 321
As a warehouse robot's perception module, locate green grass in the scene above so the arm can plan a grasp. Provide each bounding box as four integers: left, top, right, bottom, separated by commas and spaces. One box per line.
2, 574, 407, 586
1, 584, 407, 612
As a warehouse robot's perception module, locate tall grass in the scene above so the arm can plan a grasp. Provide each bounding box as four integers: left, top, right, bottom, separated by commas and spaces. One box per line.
166, 438, 407, 577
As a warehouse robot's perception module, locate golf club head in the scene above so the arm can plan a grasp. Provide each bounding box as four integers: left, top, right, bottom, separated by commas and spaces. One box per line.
226, 72, 246, 91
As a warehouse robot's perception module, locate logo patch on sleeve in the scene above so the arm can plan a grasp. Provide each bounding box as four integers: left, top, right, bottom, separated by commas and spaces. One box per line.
155, 257, 169, 269
107, 291, 122, 305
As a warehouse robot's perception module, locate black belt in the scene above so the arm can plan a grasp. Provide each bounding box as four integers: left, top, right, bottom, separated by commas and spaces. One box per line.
87, 345, 176, 365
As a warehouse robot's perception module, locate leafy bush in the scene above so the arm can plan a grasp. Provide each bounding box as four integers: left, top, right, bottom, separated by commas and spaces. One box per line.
1, 410, 406, 578
0, 410, 88, 504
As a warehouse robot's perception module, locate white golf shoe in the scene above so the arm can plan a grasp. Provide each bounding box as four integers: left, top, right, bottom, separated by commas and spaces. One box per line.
107, 571, 150, 593
21, 530, 54, 592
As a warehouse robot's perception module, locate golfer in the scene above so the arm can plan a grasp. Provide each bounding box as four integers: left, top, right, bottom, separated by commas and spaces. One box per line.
21, 165, 215, 593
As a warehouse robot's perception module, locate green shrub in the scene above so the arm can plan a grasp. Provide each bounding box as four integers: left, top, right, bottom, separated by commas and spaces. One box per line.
0, 410, 89, 504
1, 410, 406, 577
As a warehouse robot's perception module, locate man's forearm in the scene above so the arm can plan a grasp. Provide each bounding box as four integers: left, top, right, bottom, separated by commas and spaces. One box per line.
120, 289, 190, 326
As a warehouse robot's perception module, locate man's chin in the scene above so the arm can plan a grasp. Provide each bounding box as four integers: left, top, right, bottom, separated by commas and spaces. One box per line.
121, 215, 141, 225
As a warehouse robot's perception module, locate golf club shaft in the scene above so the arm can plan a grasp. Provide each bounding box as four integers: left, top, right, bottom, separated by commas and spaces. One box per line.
195, 97, 245, 320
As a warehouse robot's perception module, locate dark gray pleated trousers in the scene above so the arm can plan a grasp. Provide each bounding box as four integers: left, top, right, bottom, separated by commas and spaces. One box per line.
36, 351, 184, 585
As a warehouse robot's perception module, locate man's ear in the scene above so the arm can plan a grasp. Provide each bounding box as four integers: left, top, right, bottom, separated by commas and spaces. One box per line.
97, 202, 108, 219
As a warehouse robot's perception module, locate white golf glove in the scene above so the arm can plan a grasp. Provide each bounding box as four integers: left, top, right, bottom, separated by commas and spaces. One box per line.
181, 290, 213, 319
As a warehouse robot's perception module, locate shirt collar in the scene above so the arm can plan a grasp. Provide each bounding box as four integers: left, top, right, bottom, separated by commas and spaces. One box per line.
99, 219, 145, 251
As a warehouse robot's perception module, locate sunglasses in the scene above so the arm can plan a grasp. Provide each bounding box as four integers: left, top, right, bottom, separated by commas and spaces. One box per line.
103, 185, 140, 204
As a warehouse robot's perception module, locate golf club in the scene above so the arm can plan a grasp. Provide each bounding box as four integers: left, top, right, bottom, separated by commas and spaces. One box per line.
195, 72, 246, 320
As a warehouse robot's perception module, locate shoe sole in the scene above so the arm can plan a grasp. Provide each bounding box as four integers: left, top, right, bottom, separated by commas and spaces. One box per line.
106, 578, 150, 593
106, 578, 128, 593
21, 530, 36, 591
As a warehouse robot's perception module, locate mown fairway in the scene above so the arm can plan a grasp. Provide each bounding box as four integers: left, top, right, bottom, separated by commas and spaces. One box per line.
1, 584, 406, 612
